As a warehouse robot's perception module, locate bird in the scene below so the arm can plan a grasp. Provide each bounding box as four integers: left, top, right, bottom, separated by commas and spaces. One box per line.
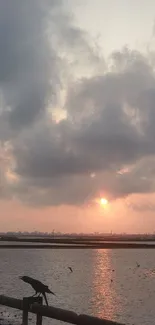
19, 276, 55, 305
136, 262, 140, 268
68, 267, 73, 273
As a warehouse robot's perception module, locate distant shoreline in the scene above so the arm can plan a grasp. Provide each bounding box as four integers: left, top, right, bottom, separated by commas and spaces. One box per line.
1, 243, 155, 249
1, 236, 155, 249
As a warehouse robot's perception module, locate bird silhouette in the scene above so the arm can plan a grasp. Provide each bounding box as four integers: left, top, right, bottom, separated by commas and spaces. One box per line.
19, 276, 55, 305
68, 267, 73, 273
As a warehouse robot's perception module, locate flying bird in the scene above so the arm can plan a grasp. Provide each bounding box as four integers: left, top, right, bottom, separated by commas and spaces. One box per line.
19, 276, 55, 305
68, 267, 73, 273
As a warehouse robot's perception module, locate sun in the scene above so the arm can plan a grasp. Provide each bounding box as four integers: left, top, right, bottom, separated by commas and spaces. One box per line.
94, 197, 109, 208
100, 198, 108, 206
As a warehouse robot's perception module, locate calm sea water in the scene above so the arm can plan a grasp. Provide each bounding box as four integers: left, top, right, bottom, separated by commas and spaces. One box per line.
0, 249, 155, 325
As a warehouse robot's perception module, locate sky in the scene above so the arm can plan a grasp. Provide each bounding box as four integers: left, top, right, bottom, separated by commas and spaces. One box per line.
1, 1, 155, 233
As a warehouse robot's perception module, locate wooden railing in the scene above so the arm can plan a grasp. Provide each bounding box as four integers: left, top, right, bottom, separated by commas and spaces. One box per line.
0, 295, 125, 325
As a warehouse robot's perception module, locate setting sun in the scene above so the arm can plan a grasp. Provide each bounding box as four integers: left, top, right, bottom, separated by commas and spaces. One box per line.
100, 198, 108, 206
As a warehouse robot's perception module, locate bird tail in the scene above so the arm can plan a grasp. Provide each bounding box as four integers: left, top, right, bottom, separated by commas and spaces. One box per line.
43, 293, 48, 306
47, 288, 55, 295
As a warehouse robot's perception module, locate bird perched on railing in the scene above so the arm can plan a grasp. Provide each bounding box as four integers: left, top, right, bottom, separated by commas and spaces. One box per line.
19, 276, 55, 305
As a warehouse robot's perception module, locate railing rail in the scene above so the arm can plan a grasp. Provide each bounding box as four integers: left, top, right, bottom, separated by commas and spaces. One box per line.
0, 295, 125, 325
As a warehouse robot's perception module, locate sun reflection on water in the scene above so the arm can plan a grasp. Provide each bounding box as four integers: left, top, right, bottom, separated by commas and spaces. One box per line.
91, 249, 120, 320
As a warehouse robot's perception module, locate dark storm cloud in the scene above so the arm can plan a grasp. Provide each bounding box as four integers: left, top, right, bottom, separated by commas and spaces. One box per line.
12, 51, 155, 181
11, 48, 155, 206
0, 0, 62, 131
0, 0, 101, 136
1, 1, 155, 207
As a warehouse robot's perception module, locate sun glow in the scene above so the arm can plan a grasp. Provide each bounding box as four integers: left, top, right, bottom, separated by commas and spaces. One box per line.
94, 197, 109, 210
100, 198, 108, 206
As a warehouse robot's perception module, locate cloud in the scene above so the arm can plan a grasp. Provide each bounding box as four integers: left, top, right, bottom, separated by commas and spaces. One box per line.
1, 2, 155, 207
0, 0, 62, 132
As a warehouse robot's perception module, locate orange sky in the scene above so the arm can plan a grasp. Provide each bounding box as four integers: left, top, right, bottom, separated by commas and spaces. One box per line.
1, 193, 155, 233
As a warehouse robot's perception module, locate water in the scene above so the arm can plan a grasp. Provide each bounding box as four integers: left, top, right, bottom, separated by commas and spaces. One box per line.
0, 249, 155, 325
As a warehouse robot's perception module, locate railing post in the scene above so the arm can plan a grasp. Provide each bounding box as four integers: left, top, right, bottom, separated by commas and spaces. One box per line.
22, 296, 43, 325
22, 298, 29, 325
36, 296, 43, 325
